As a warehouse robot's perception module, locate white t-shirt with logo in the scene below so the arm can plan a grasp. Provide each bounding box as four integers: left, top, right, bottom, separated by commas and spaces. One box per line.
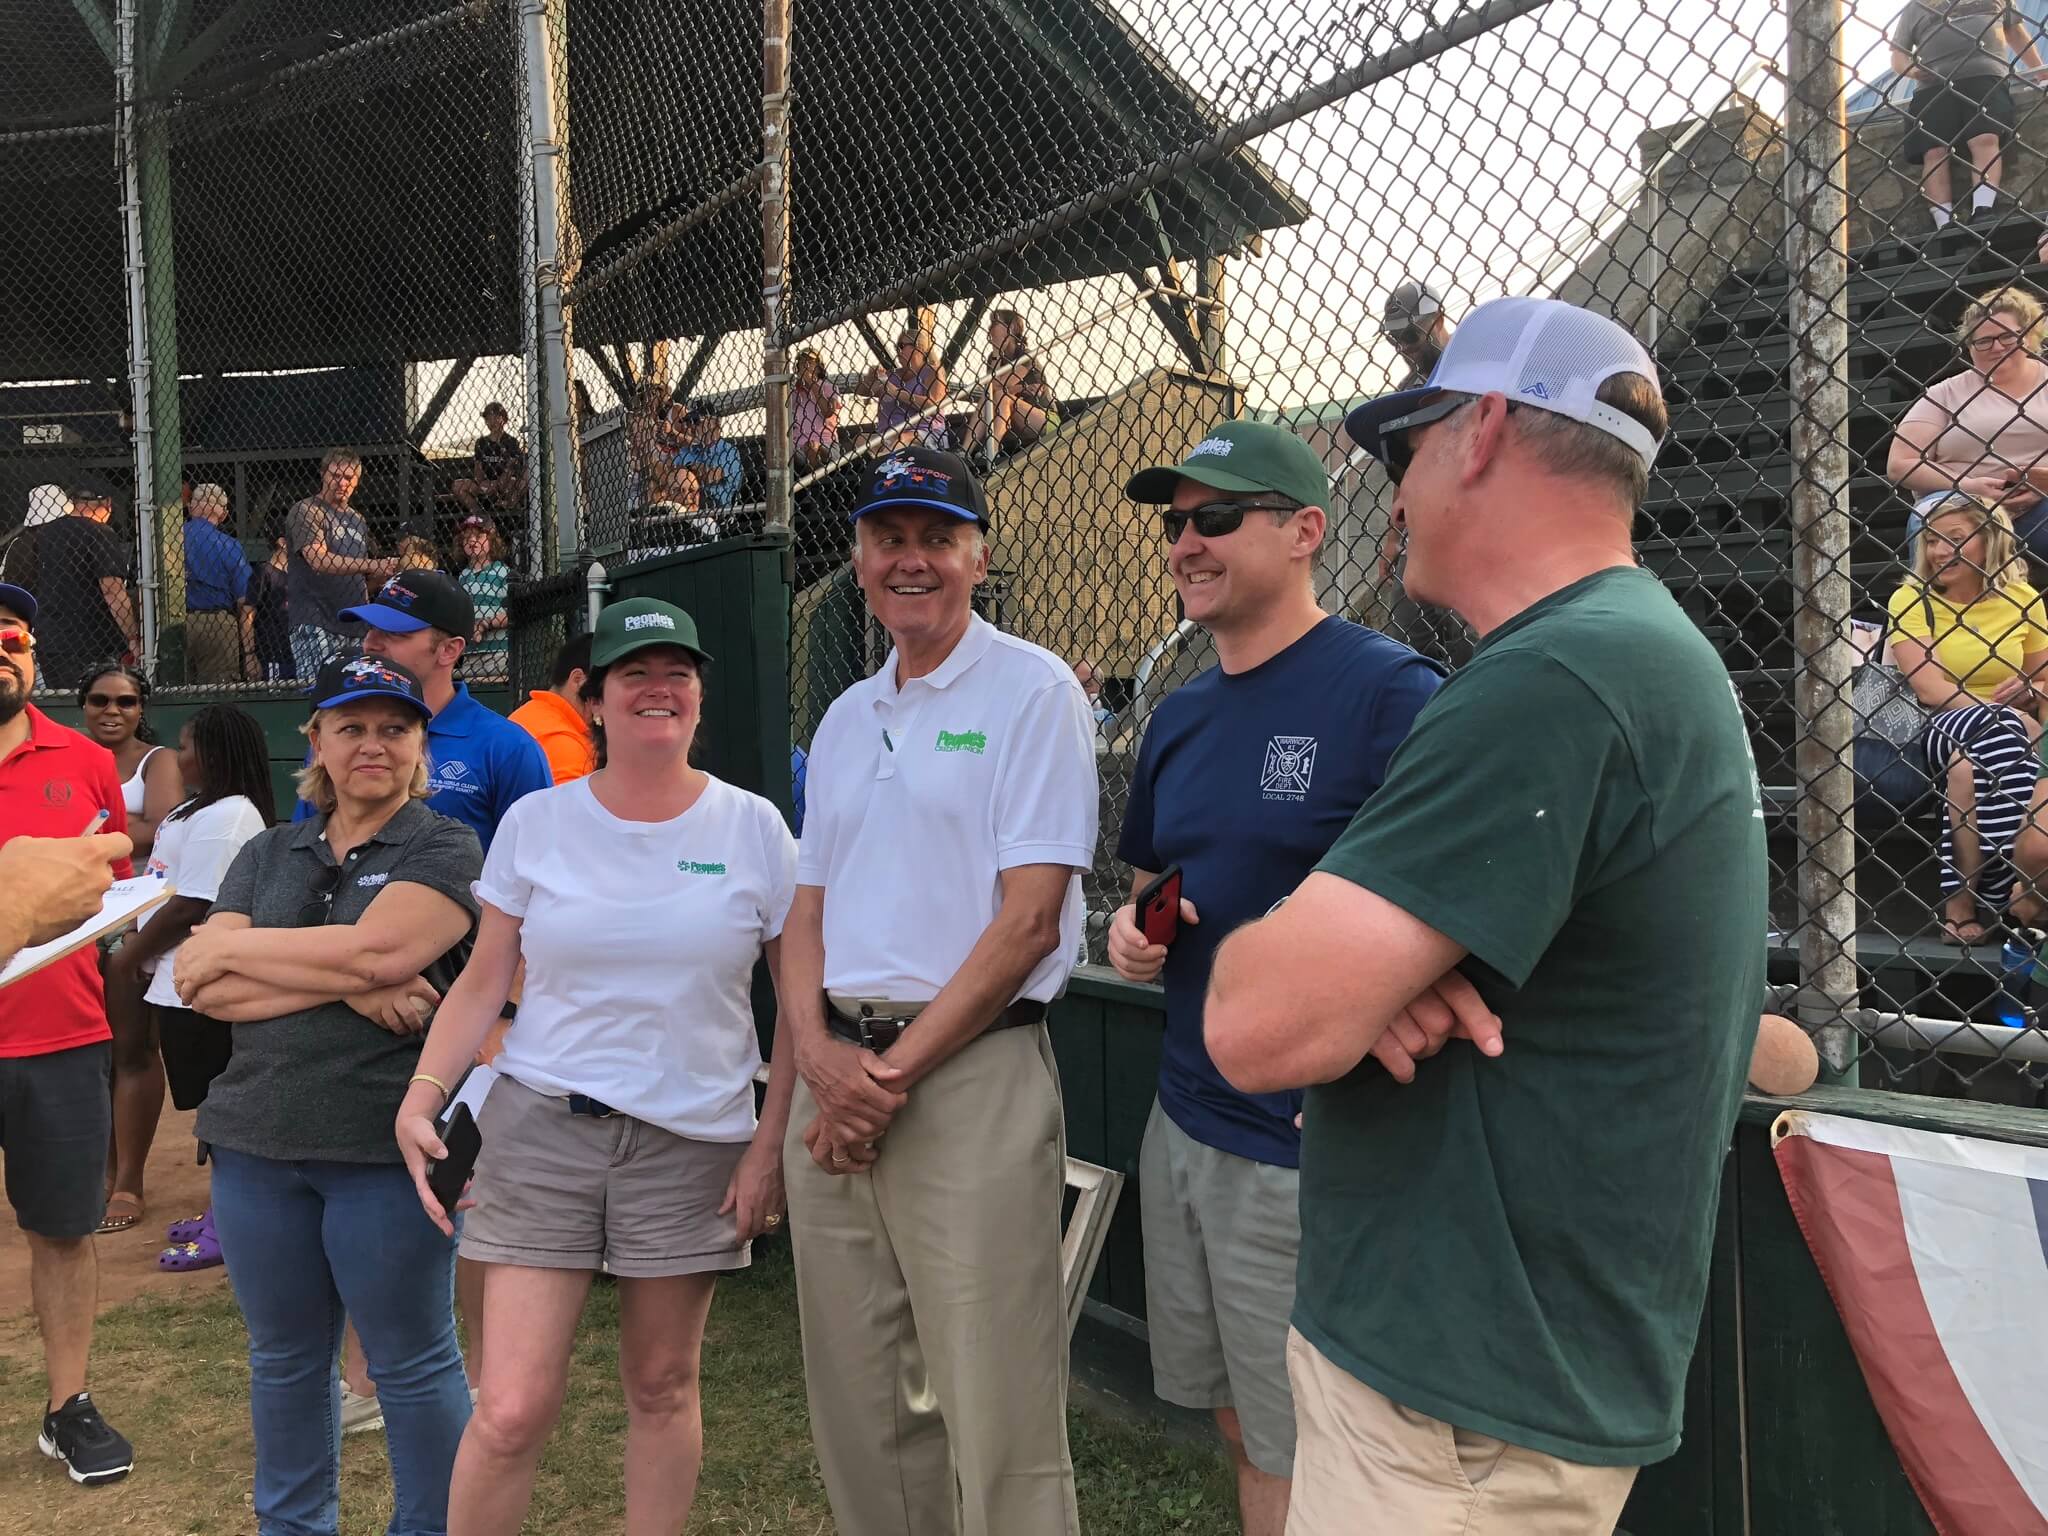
475, 773, 797, 1140
140, 796, 270, 1008
797, 614, 1100, 1001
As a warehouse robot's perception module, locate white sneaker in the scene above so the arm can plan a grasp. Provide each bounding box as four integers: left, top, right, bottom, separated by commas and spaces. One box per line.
340, 1385, 384, 1436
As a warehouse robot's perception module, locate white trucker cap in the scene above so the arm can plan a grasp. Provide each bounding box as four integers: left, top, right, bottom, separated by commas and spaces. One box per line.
1344, 295, 1663, 475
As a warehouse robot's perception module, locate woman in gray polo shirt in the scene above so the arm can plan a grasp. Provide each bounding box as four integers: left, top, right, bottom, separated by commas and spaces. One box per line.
171, 654, 481, 1536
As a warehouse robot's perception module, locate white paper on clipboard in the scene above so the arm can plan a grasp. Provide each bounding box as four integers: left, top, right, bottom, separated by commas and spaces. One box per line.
0, 878, 174, 990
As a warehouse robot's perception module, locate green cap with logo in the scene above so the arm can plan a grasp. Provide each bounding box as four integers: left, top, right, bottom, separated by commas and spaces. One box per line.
1125, 418, 1331, 509
590, 597, 713, 668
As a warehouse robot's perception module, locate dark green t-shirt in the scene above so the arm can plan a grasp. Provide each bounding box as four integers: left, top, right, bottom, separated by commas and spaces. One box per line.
1300, 565, 1766, 1466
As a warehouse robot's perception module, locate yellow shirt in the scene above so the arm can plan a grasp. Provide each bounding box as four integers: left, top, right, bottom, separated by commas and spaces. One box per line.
1888, 579, 2048, 700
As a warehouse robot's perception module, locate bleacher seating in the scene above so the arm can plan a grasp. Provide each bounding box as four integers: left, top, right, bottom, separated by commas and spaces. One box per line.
1642, 211, 2048, 1022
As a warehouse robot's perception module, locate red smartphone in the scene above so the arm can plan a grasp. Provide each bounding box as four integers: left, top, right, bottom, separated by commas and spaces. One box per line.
1134, 865, 1183, 948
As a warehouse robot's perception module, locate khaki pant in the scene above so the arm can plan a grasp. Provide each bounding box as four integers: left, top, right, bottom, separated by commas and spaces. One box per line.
1284, 1329, 1638, 1536
785, 1024, 1079, 1536
186, 608, 242, 684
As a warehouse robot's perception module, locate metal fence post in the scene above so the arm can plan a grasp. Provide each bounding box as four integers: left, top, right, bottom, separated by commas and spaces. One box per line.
760, 0, 793, 537
520, 0, 578, 570
1783, 0, 1859, 1076
115, 0, 157, 677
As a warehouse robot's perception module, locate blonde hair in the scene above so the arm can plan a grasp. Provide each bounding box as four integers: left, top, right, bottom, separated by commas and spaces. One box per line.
294, 708, 431, 813
396, 535, 439, 571
1911, 493, 2029, 594
1955, 285, 2046, 353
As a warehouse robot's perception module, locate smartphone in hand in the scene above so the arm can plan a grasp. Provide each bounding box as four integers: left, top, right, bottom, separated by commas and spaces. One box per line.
1134, 865, 1184, 948
426, 1102, 482, 1216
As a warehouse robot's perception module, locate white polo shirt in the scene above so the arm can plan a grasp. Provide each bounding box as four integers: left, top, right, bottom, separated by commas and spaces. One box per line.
798, 613, 1099, 1002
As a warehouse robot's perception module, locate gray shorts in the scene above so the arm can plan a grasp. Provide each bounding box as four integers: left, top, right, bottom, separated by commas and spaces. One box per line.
460, 1074, 751, 1278
1139, 1100, 1300, 1477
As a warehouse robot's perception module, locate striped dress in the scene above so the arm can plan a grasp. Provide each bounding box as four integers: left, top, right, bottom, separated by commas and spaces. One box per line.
460, 560, 510, 681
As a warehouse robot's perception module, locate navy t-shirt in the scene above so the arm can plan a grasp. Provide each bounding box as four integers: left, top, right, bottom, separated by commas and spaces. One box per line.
1117, 616, 1443, 1168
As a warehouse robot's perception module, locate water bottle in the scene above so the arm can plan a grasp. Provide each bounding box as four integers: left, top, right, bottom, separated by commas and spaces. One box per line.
1995, 936, 2037, 1029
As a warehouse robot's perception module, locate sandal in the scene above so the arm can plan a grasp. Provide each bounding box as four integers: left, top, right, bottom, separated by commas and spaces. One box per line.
96, 1192, 143, 1235
157, 1231, 223, 1272
165, 1212, 209, 1244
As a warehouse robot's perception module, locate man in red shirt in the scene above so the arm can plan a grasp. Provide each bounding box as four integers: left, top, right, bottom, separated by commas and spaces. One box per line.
0, 580, 137, 1485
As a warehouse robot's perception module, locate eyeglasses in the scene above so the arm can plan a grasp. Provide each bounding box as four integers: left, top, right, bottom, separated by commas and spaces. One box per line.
1968, 330, 2023, 354
85, 692, 141, 710
0, 626, 31, 656
1379, 393, 1514, 484
1162, 499, 1302, 543
296, 862, 347, 928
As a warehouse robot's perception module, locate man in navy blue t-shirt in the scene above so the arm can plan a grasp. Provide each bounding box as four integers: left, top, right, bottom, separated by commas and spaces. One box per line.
1110, 420, 1440, 1534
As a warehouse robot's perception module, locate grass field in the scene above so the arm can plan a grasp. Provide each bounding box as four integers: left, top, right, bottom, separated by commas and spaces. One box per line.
0, 1240, 1236, 1533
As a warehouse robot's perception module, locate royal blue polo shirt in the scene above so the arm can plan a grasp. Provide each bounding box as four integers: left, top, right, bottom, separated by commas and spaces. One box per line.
1116, 616, 1443, 1168
295, 683, 551, 853
184, 517, 251, 613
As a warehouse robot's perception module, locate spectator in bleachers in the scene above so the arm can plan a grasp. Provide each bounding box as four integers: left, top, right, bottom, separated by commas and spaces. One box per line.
791, 349, 841, 474
250, 520, 293, 684
1890, 285, 2048, 563
1889, 493, 2048, 943
861, 330, 949, 450
1889, 0, 2043, 231
452, 403, 528, 521
674, 408, 743, 512
183, 483, 255, 685
287, 450, 398, 680
396, 533, 442, 574
509, 633, 596, 784
1382, 278, 1452, 391
960, 309, 1058, 467
626, 380, 675, 509
9, 477, 139, 687
455, 512, 511, 682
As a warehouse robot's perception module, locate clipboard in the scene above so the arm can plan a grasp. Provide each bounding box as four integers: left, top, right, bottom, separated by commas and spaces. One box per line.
0, 879, 175, 990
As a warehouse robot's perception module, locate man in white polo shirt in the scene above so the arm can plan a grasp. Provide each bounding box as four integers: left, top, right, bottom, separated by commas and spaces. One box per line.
784, 446, 1098, 1536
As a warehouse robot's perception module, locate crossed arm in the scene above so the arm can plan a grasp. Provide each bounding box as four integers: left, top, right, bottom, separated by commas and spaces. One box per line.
174, 882, 472, 1023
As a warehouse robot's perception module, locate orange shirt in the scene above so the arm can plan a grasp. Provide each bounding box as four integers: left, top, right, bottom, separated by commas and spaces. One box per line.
508, 688, 595, 783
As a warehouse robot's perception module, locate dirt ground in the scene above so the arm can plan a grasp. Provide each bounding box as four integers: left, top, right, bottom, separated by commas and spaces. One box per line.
0, 1107, 230, 1324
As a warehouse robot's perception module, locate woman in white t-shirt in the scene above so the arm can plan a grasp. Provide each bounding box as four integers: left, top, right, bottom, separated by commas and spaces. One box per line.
397, 596, 796, 1533
102, 705, 275, 1267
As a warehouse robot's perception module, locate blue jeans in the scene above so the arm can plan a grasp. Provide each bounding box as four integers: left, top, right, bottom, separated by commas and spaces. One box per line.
211, 1148, 470, 1536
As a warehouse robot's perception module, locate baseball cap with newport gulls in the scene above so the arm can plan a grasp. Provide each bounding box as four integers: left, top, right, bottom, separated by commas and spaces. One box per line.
590, 597, 713, 669
309, 654, 433, 719
1125, 418, 1331, 509
1343, 296, 1664, 481
851, 446, 989, 527
341, 569, 476, 639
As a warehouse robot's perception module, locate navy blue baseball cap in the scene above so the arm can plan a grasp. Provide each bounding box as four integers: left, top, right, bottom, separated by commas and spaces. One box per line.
309, 654, 433, 718
851, 446, 989, 527
0, 583, 36, 627
341, 569, 476, 639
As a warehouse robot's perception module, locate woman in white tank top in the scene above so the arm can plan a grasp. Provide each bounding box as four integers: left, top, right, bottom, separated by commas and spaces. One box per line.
79, 663, 181, 859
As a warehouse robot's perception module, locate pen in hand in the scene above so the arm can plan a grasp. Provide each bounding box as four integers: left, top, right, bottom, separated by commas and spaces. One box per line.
80, 809, 109, 838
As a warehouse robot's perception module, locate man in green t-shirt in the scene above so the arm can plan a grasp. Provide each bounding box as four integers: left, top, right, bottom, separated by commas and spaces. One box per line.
1206, 297, 1766, 1534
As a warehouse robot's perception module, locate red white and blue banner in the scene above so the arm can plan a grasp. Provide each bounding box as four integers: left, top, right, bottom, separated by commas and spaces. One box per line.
1774, 1111, 2048, 1536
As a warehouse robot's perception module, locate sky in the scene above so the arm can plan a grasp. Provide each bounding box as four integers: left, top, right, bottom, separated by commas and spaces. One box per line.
420, 0, 1916, 453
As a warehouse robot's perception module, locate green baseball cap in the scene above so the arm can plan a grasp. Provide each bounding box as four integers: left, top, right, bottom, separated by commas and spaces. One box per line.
590, 597, 713, 668
1125, 418, 1331, 509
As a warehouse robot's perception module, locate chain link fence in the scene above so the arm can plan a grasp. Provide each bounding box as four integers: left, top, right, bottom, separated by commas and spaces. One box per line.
1, 0, 537, 696
16, 0, 2048, 1101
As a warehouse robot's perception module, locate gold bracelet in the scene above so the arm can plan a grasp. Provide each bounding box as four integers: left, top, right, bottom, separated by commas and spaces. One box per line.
409, 1072, 451, 1100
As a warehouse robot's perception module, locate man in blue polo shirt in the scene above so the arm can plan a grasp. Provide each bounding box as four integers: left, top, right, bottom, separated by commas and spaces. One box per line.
183, 483, 255, 684
292, 570, 550, 853
1108, 420, 1441, 1536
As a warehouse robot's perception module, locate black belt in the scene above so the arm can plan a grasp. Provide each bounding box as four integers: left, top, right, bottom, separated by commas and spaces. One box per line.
565, 1093, 618, 1118
824, 995, 1046, 1053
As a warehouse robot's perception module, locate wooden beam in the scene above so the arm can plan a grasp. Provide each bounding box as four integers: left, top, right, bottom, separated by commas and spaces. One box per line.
582, 346, 633, 407
851, 314, 896, 369
1130, 270, 1207, 373
408, 357, 478, 448
674, 334, 723, 401
940, 297, 994, 374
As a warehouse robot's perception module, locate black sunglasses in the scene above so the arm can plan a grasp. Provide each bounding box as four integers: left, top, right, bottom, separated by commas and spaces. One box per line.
296, 862, 347, 929
1379, 393, 1518, 485
85, 692, 142, 709
1162, 499, 1302, 543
